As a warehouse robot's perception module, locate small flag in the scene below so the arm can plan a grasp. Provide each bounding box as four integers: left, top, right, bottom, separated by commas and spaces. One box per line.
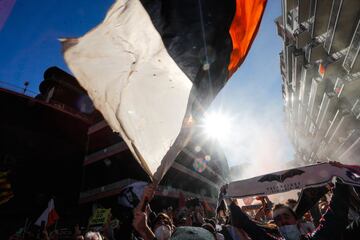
117, 182, 147, 208
318, 63, 325, 78
35, 199, 59, 227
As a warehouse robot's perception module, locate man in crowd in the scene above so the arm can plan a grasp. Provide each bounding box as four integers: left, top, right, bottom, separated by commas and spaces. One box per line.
225, 178, 354, 240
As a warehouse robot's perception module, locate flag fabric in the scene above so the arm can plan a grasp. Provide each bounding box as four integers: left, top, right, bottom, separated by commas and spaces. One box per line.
294, 186, 329, 218
62, 0, 267, 182
0, 171, 14, 205
225, 163, 360, 198
35, 199, 59, 227
318, 63, 326, 78
117, 181, 147, 208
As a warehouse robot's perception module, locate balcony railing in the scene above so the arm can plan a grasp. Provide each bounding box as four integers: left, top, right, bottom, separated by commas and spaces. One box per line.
343, 20, 360, 73
311, 0, 332, 39
315, 92, 338, 132
308, 78, 319, 117
324, 0, 360, 54
306, 43, 328, 63
338, 129, 360, 163
0, 80, 38, 97
298, 0, 311, 24
351, 99, 360, 119
292, 51, 305, 92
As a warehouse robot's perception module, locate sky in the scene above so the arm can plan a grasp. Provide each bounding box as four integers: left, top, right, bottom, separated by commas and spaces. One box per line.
207, 0, 295, 178
0, 0, 294, 178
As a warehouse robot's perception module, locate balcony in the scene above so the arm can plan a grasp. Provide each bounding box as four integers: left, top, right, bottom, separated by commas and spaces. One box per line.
323, 57, 346, 81
306, 43, 328, 63
280, 52, 287, 79
308, 77, 326, 119
311, 0, 332, 38
304, 114, 311, 135
324, 110, 356, 160
351, 98, 360, 120
285, 45, 296, 85
334, 77, 360, 114
324, 0, 360, 54
275, 16, 285, 39
283, 0, 297, 31
337, 129, 360, 164
296, 30, 311, 49
324, 109, 353, 146
284, 0, 297, 15
315, 92, 338, 133
299, 65, 314, 106
343, 20, 360, 74
298, 0, 311, 24
291, 51, 305, 92
315, 140, 328, 160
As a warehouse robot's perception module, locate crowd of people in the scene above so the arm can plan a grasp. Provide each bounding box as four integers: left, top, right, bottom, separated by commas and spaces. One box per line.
128, 179, 359, 240
8, 177, 360, 240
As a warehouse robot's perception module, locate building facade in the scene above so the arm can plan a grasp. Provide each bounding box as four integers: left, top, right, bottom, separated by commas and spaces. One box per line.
0, 66, 230, 236
80, 95, 230, 211
276, 0, 360, 165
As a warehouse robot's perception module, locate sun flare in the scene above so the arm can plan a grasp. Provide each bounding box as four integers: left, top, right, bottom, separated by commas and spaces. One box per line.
202, 112, 232, 141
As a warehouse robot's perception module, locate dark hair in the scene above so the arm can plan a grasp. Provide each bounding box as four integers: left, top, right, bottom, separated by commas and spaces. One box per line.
286, 199, 297, 205
202, 223, 216, 239
205, 218, 216, 230
154, 213, 172, 226
273, 203, 298, 219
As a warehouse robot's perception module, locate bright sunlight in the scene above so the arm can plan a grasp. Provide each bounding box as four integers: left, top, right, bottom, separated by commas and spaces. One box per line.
202, 112, 232, 141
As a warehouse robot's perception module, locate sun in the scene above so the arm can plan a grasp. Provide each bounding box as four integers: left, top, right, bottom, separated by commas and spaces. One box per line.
202, 112, 232, 141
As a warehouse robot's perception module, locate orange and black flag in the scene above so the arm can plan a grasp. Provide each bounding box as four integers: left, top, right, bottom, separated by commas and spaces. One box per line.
62, 0, 267, 182
0, 171, 14, 205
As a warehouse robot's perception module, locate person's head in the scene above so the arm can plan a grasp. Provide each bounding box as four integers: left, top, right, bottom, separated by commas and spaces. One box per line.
272, 204, 301, 240
201, 223, 216, 239
84, 231, 102, 240
272, 204, 298, 227
154, 213, 172, 229
153, 213, 173, 240
303, 211, 313, 222
170, 226, 215, 240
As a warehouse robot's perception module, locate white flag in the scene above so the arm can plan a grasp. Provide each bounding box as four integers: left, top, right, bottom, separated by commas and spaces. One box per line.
62, 0, 193, 181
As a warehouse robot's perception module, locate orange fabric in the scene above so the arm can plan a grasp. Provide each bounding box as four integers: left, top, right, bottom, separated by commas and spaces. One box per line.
228, 0, 267, 76
319, 63, 325, 77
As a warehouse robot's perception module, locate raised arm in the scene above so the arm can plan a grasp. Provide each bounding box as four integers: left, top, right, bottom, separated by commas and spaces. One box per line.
229, 201, 277, 240
306, 179, 350, 240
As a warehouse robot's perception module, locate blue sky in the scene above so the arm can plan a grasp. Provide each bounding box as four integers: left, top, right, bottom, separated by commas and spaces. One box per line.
0, 0, 293, 177
210, 1, 294, 177
0, 0, 114, 93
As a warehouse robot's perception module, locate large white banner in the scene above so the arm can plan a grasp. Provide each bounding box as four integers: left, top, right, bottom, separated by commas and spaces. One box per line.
226, 163, 360, 198
62, 0, 193, 181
